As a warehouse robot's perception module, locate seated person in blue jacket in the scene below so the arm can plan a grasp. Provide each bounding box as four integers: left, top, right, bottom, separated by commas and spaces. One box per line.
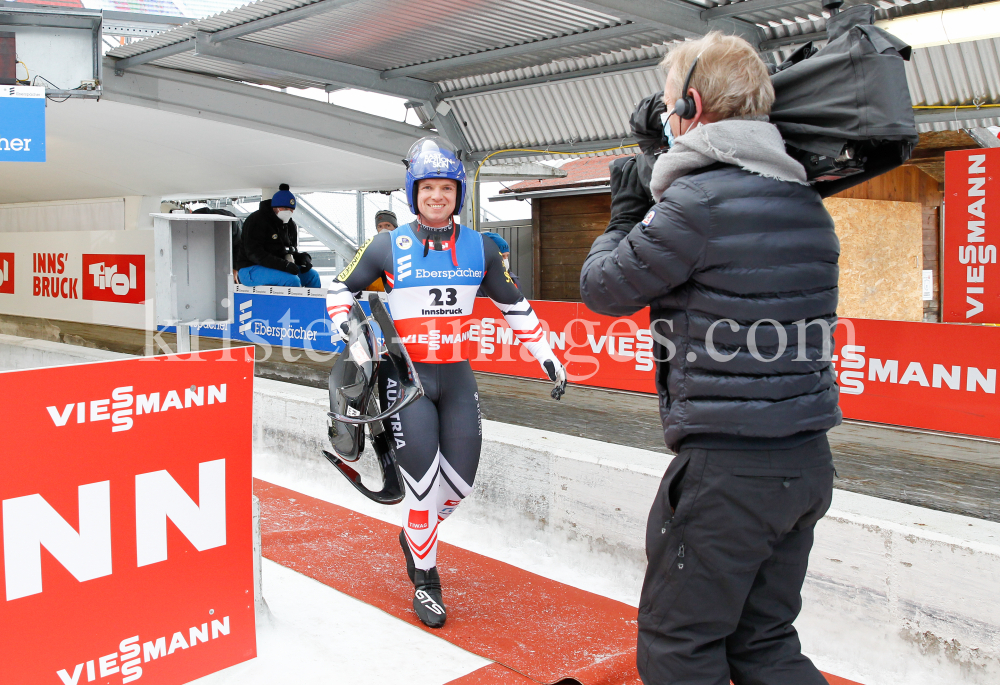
236, 184, 321, 288
476, 231, 518, 295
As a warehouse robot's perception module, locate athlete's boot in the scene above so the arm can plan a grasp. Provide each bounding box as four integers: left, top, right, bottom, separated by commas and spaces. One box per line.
412, 568, 446, 628
399, 529, 415, 583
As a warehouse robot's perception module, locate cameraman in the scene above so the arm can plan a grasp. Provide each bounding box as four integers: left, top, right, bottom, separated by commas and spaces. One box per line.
580, 32, 841, 685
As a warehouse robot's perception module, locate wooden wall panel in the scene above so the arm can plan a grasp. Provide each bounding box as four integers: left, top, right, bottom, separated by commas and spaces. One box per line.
833, 165, 943, 321
833, 165, 942, 205
825, 198, 923, 322
532, 165, 942, 308
536, 193, 611, 302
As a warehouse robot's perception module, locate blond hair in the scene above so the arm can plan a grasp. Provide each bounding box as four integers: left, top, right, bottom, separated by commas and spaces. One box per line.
659, 32, 774, 119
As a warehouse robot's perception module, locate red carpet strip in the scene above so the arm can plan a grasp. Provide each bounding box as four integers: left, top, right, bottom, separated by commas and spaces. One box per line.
255, 479, 862, 685
256, 479, 639, 685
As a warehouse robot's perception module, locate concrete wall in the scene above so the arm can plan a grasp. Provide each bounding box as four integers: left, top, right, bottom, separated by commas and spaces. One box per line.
0, 196, 159, 232
3, 334, 999, 685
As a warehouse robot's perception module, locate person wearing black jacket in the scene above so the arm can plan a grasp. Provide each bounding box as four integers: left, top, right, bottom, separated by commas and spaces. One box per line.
236, 185, 320, 288
580, 33, 841, 685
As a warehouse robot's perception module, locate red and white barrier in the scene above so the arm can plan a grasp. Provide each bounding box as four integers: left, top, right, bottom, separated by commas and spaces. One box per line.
0, 347, 256, 684
469, 299, 1000, 441
944, 148, 999, 323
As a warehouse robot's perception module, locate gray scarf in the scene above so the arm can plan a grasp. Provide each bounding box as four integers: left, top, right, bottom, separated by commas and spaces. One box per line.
649, 119, 808, 201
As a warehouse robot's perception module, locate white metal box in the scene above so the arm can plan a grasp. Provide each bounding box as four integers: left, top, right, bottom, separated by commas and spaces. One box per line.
151, 213, 236, 326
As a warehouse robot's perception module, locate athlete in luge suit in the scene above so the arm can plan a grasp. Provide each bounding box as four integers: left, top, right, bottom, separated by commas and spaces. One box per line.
326, 137, 566, 628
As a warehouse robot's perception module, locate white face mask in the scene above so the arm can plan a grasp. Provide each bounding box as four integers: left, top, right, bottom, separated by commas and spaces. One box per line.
277, 210, 293, 224
502, 257, 510, 271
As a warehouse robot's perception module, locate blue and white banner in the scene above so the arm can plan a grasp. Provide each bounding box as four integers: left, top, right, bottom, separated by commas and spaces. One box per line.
0, 86, 45, 163
159, 286, 389, 353
161, 288, 344, 352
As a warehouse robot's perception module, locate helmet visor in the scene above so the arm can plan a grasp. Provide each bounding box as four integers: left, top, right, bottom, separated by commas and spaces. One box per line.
406, 137, 463, 180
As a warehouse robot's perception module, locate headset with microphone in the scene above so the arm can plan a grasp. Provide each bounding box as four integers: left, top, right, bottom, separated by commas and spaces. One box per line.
673, 56, 701, 121
658, 53, 703, 147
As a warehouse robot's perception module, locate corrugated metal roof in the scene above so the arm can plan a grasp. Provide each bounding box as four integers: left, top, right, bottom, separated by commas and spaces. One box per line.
237, 0, 643, 74
106, 0, 999, 147
451, 66, 660, 152
107, 0, 321, 58
908, 38, 1000, 108
706, 0, 999, 47
107, 0, 634, 70
84, 0, 248, 19
438, 43, 670, 94
907, 36, 1000, 130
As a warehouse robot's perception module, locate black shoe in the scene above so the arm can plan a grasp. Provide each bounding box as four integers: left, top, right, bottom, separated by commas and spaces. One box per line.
412, 568, 446, 628
399, 529, 415, 583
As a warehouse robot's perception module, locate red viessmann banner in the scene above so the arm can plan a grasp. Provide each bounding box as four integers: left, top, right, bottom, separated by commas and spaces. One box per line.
943, 147, 1000, 323
0, 347, 256, 685
471, 299, 1000, 441
470, 299, 654, 393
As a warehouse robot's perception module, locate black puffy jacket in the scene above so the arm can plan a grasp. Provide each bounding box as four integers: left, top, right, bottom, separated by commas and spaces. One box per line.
580, 160, 842, 451
239, 199, 300, 272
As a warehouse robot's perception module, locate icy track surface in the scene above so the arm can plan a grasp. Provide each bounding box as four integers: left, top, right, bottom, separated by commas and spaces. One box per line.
190, 559, 489, 685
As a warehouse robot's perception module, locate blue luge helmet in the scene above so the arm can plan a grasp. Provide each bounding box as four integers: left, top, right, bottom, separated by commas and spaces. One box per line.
405, 137, 466, 215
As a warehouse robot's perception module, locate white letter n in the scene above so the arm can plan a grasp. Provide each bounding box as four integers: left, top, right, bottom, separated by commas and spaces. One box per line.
135, 459, 226, 567
3, 481, 112, 601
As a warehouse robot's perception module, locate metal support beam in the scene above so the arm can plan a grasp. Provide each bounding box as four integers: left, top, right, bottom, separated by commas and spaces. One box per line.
0, 5, 101, 31
355, 191, 365, 246
760, 31, 825, 50
967, 127, 1000, 148
44, 89, 101, 99
913, 106, 1000, 125
113, 38, 194, 74
469, 137, 637, 161
442, 57, 662, 99
191, 33, 438, 101
477, 161, 569, 181
382, 22, 640, 79
206, 0, 365, 43
297, 196, 359, 253
429, 103, 472, 158
102, 12, 188, 38
102, 60, 427, 165
92, 14, 102, 81
103, 10, 189, 26
702, 0, 808, 21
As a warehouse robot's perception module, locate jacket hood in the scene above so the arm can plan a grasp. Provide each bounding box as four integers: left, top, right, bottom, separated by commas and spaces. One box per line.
649, 119, 808, 201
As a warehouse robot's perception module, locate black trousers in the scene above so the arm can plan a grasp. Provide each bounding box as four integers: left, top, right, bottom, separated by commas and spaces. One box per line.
637, 436, 834, 685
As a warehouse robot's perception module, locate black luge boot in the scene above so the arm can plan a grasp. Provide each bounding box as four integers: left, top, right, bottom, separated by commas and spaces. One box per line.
399, 529, 415, 583
412, 568, 446, 628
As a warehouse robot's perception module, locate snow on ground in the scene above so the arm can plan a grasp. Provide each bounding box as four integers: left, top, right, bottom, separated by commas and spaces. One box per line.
190, 559, 489, 685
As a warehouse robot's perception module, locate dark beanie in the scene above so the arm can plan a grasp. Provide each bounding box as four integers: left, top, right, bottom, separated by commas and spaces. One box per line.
374, 210, 398, 228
